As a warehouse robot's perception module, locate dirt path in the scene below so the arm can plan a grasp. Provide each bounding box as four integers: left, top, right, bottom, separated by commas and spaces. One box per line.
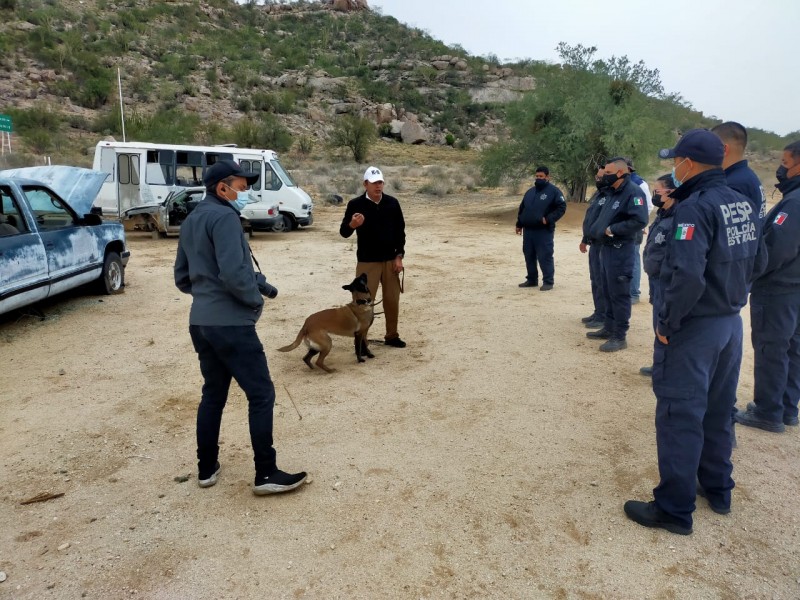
1, 193, 798, 599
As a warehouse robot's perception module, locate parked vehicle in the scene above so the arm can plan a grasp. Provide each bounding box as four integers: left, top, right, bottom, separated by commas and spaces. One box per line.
120, 186, 280, 237
0, 166, 130, 316
92, 141, 313, 232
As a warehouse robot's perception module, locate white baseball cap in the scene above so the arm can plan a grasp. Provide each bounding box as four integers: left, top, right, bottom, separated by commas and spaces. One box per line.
363, 166, 384, 183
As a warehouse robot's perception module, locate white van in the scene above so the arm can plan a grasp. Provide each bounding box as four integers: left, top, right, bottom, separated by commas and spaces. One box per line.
92, 141, 314, 231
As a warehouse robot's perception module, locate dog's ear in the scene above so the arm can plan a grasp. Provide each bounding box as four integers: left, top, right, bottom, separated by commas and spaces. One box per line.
342, 284, 353, 291
359, 272, 368, 282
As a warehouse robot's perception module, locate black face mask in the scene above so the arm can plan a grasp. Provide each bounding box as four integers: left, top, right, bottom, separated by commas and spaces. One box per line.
594, 179, 603, 190
776, 165, 789, 184
652, 193, 664, 208
534, 179, 548, 190
599, 173, 620, 188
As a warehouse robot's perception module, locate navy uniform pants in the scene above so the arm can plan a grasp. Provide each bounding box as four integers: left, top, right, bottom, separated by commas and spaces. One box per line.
189, 324, 277, 478
599, 242, 635, 339
652, 314, 742, 529
649, 277, 662, 334
588, 244, 606, 320
522, 228, 555, 285
750, 297, 800, 425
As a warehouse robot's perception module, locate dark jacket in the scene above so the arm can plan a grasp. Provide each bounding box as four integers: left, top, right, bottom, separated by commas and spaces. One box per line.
174, 193, 263, 326
587, 177, 649, 244
340, 192, 405, 262
516, 181, 567, 231
643, 205, 676, 278
581, 189, 605, 245
657, 169, 761, 337
725, 160, 767, 220
750, 176, 800, 300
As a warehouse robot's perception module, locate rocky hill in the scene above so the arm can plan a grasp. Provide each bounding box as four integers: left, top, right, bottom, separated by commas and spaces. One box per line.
0, 0, 544, 160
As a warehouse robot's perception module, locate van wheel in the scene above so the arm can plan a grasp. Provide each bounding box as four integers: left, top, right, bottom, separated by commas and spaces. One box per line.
273, 214, 292, 233
98, 252, 125, 295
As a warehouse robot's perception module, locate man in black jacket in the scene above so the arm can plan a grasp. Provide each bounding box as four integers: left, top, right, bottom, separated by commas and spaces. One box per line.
515, 166, 567, 291
585, 158, 649, 351
340, 166, 407, 348
175, 160, 307, 496
736, 140, 800, 433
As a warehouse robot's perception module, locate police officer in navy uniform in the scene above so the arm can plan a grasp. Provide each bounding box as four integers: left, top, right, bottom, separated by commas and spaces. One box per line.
579, 168, 608, 329
516, 166, 567, 291
624, 129, 761, 535
735, 140, 800, 433
585, 157, 648, 351
712, 121, 767, 220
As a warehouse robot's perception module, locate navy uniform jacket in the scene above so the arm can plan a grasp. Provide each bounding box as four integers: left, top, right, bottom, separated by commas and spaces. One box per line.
657, 169, 761, 337
751, 176, 800, 300
587, 178, 648, 244
725, 160, 767, 220
175, 193, 264, 326
340, 193, 406, 262
581, 189, 605, 244
643, 205, 676, 278
516, 181, 567, 231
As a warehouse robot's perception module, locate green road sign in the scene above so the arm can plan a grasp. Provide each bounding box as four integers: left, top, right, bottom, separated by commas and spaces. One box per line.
0, 115, 12, 133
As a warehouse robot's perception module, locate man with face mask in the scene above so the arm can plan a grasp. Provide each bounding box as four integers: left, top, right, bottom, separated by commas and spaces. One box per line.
579, 167, 608, 329
624, 129, 761, 535
585, 157, 648, 351
735, 140, 800, 434
515, 166, 567, 291
174, 159, 307, 496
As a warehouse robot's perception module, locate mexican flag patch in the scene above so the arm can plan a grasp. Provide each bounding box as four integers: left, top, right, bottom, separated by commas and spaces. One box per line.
675, 224, 695, 240
774, 212, 788, 225
633, 197, 643, 206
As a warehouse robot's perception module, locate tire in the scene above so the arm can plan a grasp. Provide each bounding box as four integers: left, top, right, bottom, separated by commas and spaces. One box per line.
98, 252, 125, 295
272, 214, 292, 233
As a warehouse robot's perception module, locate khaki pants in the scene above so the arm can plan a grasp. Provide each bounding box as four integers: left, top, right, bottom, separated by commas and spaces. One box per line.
356, 261, 401, 340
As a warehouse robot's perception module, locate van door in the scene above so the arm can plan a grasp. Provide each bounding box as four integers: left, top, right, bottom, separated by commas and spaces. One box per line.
0, 185, 49, 313
117, 153, 141, 213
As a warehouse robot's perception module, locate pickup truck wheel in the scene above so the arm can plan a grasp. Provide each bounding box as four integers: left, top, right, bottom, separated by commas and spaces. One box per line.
99, 252, 125, 295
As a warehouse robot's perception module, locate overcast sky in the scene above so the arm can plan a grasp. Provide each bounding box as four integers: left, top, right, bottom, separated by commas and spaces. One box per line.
370, 0, 797, 136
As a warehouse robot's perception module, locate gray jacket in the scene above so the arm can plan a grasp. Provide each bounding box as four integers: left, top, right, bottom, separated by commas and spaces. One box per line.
174, 193, 263, 325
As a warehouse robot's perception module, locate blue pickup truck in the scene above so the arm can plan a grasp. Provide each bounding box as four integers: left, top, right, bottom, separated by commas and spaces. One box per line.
0, 166, 130, 317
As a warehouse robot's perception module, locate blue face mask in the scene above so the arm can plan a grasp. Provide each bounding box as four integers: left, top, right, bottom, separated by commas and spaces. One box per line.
233, 191, 249, 212
671, 159, 689, 188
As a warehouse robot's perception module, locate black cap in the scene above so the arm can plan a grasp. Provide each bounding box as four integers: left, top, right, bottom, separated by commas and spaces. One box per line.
203, 159, 259, 189
658, 129, 724, 166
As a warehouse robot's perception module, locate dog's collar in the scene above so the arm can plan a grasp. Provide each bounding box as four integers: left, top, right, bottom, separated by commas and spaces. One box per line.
355, 298, 371, 305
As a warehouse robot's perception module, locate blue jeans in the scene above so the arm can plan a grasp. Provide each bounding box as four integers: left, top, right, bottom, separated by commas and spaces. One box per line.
522, 228, 555, 285
189, 325, 277, 478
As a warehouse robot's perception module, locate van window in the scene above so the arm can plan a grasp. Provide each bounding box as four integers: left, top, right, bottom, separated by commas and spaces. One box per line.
263, 163, 283, 191
0, 186, 29, 234
206, 152, 234, 166
100, 147, 115, 182
118, 155, 140, 186
238, 159, 263, 191
147, 150, 175, 185
175, 151, 203, 187
270, 160, 296, 187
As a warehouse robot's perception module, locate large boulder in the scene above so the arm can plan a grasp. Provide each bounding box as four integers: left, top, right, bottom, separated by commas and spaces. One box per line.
400, 120, 428, 145
375, 103, 395, 124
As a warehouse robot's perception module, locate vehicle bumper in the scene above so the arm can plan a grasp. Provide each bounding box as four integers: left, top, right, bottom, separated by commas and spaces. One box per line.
297, 213, 313, 227
248, 217, 283, 231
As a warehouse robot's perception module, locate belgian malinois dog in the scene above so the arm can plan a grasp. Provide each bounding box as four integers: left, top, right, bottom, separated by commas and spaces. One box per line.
278, 273, 374, 373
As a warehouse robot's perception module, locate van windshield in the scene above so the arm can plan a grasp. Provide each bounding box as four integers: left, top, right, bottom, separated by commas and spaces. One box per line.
269, 160, 296, 188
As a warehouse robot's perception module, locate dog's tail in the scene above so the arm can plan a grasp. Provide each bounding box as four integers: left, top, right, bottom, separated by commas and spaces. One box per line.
277, 327, 307, 352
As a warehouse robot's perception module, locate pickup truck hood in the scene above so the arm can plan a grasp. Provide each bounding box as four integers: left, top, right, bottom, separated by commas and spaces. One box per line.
0, 166, 107, 215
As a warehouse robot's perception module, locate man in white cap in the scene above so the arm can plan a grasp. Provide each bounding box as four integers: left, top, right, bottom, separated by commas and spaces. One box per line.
340, 166, 407, 349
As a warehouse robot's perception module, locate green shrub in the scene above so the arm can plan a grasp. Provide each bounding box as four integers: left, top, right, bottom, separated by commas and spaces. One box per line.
445, 133, 455, 146
330, 115, 377, 163
297, 135, 314, 155
232, 114, 293, 153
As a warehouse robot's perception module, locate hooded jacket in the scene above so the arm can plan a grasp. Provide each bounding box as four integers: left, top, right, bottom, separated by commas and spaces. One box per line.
174, 192, 264, 326
657, 169, 761, 337
750, 176, 800, 300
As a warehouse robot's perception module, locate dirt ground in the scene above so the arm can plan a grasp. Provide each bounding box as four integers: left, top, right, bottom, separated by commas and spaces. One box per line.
1, 186, 799, 600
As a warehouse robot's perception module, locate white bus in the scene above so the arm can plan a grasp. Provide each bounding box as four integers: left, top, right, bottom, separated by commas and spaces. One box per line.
91, 141, 314, 231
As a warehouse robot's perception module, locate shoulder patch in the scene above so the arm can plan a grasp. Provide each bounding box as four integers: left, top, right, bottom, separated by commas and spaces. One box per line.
633, 197, 643, 206
774, 212, 788, 225
675, 223, 695, 240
